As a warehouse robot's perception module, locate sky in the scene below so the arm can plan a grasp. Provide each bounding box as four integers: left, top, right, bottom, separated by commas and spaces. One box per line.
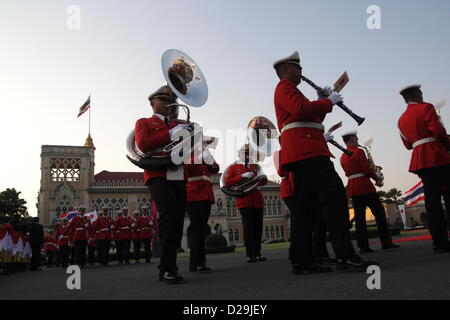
1, 0, 450, 216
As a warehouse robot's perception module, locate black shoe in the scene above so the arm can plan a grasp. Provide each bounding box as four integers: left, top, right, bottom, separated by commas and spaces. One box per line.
159, 271, 184, 284
255, 256, 267, 262
247, 256, 257, 263
359, 248, 376, 254
383, 243, 400, 250
292, 263, 333, 275
145, 259, 151, 264
314, 256, 337, 266
135, 260, 140, 264
337, 255, 379, 273
196, 266, 211, 273
125, 261, 130, 265
434, 247, 450, 254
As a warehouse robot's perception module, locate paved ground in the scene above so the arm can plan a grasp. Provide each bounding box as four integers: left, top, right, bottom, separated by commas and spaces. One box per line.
2, 238, 450, 300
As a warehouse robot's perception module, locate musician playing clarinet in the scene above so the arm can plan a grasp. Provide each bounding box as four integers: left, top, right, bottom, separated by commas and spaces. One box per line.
273, 51, 377, 274
135, 85, 189, 283
398, 84, 450, 254
225, 144, 267, 263
340, 130, 399, 254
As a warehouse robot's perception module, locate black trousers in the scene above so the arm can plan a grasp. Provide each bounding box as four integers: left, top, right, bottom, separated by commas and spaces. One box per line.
187, 201, 211, 269
30, 245, 42, 270
46, 251, 55, 267
88, 246, 96, 264
74, 240, 87, 266
70, 246, 76, 265
59, 245, 70, 267
133, 240, 142, 261
240, 208, 264, 258
286, 157, 355, 267
284, 196, 329, 261
148, 178, 186, 273
96, 239, 109, 265
352, 193, 393, 249
417, 164, 450, 249
117, 239, 131, 263
142, 238, 153, 262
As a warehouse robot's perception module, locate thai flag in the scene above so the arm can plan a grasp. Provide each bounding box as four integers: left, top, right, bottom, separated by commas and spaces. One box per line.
84, 210, 98, 223
77, 96, 90, 118
404, 181, 425, 207
58, 210, 78, 221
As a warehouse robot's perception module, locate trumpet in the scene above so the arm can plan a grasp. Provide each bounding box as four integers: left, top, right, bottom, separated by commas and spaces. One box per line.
301, 75, 365, 126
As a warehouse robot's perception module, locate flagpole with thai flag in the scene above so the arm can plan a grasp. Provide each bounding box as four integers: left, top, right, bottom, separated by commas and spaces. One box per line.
78, 95, 91, 134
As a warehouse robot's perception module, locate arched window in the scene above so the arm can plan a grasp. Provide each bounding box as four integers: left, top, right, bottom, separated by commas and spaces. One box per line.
234, 228, 239, 241
277, 200, 282, 215
229, 229, 234, 242
270, 226, 275, 239
268, 201, 273, 216
227, 201, 232, 217
232, 200, 237, 217
276, 225, 280, 239
281, 226, 285, 240
265, 226, 270, 239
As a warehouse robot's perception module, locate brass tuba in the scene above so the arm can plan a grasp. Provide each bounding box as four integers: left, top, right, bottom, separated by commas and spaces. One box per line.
359, 138, 384, 187
125, 49, 209, 170
220, 117, 277, 197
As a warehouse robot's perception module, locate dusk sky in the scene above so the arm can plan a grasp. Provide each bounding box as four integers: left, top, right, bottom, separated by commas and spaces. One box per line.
1, 0, 450, 216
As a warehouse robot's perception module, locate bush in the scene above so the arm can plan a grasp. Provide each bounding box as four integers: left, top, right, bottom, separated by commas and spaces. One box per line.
205, 234, 228, 249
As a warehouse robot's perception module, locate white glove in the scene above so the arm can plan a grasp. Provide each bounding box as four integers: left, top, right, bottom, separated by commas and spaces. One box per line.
324, 132, 334, 142
241, 172, 255, 179
169, 124, 190, 139
202, 149, 215, 165
328, 92, 343, 105
317, 86, 333, 99
376, 172, 383, 180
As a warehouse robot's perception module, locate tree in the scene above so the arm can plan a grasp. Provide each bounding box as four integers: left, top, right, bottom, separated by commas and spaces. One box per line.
0, 188, 28, 217
387, 188, 404, 205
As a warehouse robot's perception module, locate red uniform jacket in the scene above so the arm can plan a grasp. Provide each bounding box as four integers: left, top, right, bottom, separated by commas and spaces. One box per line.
340, 147, 377, 198
0, 224, 6, 240
225, 163, 267, 209
93, 216, 110, 241
87, 223, 96, 247
44, 236, 58, 251
68, 215, 88, 241
185, 161, 220, 203
138, 216, 153, 239
274, 150, 295, 200
130, 217, 141, 241
55, 225, 70, 246
115, 216, 132, 240
398, 102, 450, 173
107, 216, 115, 241
135, 115, 177, 184
274, 79, 334, 169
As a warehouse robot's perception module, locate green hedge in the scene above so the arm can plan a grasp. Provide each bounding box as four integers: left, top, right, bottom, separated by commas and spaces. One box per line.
205, 234, 228, 249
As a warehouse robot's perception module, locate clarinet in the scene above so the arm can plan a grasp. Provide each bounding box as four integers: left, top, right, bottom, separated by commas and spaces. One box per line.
301, 76, 365, 126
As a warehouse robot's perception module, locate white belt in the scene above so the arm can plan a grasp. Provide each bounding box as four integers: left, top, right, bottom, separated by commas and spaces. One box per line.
348, 173, 366, 180
120, 227, 130, 230
412, 137, 438, 148
100, 228, 110, 232
75, 228, 85, 231
281, 122, 325, 134
188, 175, 211, 182
142, 227, 150, 230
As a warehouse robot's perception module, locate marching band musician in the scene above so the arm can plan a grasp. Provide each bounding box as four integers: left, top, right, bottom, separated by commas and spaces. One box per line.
114, 209, 132, 264
135, 85, 188, 283
55, 219, 70, 268
398, 84, 450, 253
273, 51, 377, 273
93, 208, 111, 266
185, 149, 220, 273
138, 206, 153, 263
44, 230, 58, 268
68, 205, 89, 268
87, 220, 97, 266
131, 210, 142, 263
225, 144, 268, 263
340, 130, 399, 253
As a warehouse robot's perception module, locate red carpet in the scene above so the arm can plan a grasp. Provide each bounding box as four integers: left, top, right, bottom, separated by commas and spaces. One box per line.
393, 234, 432, 243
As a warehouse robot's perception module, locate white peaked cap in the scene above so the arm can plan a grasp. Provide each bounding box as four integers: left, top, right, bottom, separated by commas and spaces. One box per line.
399, 84, 421, 95
273, 51, 301, 69
341, 130, 358, 138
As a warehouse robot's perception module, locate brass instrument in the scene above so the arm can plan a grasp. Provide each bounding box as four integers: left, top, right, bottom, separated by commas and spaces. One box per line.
220, 117, 277, 197
359, 138, 384, 187
125, 49, 210, 170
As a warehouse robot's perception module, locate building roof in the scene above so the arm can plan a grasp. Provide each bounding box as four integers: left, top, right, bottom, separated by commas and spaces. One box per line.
95, 170, 143, 182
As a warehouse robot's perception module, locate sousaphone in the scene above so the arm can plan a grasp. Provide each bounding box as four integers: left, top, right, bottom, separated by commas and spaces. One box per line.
125, 49, 209, 170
